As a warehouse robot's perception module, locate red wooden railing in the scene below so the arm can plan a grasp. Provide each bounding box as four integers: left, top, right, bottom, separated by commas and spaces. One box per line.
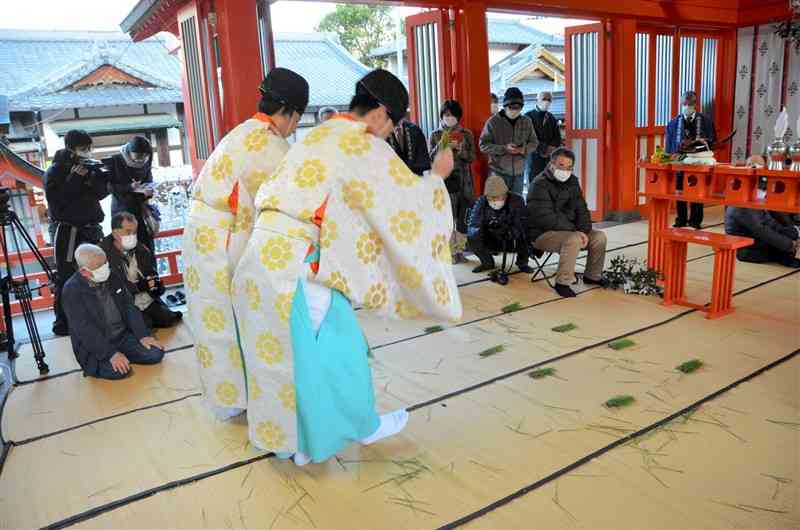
1, 228, 185, 325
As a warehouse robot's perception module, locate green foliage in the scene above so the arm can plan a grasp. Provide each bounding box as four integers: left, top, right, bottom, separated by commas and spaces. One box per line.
676, 359, 704, 373
424, 325, 443, 334
528, 367, 556, 379
604, 395, 635, 408
501, 302, 522, 313
605, 255, 662, 296
608, 339, 636, 351
479, 345, 505, 358
551, 323, 577, 333
316, 5, 395, 66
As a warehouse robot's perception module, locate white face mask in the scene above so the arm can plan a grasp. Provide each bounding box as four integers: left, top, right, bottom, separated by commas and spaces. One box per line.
75, 149, 93, 159
538, 101, 551, 111
505, 109, 521, 119
489, 200, 506, 210
552, 167, 572, 182
89, 262, 111, 283
121, 234, 138, 250
442, 116, 458, 128
682, 105, 696, 118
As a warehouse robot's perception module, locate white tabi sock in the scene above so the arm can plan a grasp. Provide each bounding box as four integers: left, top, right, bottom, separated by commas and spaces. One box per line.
360, 409, 409, 445
293, 452, 311, 466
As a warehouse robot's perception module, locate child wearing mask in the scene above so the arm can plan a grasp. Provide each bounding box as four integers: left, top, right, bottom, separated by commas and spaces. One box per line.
479, 87, 538, 196
466, 175, 532, 274
430, 100, 476, 263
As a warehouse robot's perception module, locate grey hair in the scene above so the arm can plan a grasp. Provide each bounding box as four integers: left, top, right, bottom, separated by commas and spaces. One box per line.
74, 244, 106, 269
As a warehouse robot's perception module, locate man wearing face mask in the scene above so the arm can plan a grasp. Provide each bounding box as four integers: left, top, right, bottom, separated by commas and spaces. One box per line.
106, 136, 157, 262
466, 175, 532, 274
45, 129, 109, 336
527, 148, 608, 298
62, 244, 164, 379
232, 68, 461, 466
524, 91, 562, 182
183, 67, 310, 419
101, 212, 183, 330
665, 91, 717, 229
479, 87, 538, 196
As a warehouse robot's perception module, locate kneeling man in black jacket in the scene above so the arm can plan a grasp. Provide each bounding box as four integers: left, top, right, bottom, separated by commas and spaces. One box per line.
467, 175, 533, 274
100, 212, 183, 329
63, 244, 164, 379
527, 148, 608, 298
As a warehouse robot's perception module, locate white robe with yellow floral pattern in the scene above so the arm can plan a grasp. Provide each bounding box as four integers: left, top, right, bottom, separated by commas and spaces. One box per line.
183, 117, 289, 411
232, 117, 463, 454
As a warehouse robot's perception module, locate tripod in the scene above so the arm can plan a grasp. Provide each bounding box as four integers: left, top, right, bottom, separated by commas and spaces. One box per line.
0, 195, 53, 375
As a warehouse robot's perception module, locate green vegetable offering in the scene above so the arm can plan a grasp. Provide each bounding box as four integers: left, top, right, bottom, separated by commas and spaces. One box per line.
501, 302, 522, 313
440, 129, 450, 150
551, 323, 577, 333
479, 345, 505, 358
424, 325, 444, 334
608, 339, 635, 351
528, 367, 556, 379
676, 359, 704, 373
605, 395, 635, 408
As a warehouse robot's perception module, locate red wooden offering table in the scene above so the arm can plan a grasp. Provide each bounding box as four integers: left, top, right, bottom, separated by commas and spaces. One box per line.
639, 163, 800, 274
660, 228, 754, 319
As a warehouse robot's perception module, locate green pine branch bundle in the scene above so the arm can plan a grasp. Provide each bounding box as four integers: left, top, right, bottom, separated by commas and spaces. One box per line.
424, 325, 444, 334
551, 323, 577, 333
608, 339, 636, 351
501, 302, 522, 313
605, 395, 635, 408
676, 359, 704, 373
528, 367, 556, 379
479, 345, 505, 358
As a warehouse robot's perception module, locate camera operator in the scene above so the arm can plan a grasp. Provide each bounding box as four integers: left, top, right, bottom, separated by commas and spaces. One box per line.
100, 212, 182, 330
467, 175, 532, 274
105, 136, 157, 263
45, 129, 109, 336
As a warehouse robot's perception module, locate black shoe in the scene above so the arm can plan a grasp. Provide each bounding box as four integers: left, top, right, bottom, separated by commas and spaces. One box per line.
554, 283, 577, 298
673, 219, 688, 228
472, 264, 495, 274
689, 222, 703, 230
52, 323, 69, 336
583, 275, 609, 288
517, 265, 535, 274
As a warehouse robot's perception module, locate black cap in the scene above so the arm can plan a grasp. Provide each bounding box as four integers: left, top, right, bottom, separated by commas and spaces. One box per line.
259, 67, 310, 115
356, 69, 409, 125
503, 87, 524, 106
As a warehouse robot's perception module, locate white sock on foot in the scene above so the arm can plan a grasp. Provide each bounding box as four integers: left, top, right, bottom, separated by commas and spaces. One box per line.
293, 452, 311, 466
360, 409, 409, 445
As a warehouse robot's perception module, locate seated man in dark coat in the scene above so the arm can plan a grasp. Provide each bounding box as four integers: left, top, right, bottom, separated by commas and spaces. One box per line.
725, 207, 800, 267
100, 212, 183, 329
62, 244, 165, 379
527, 147, 608, 298
467, 175, 533, 274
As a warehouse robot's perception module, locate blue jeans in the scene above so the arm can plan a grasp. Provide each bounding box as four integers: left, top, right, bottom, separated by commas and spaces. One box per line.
94, 332, 165, 380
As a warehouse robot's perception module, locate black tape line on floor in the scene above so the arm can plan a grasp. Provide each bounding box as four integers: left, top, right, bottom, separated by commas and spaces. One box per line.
34, 267, 797, 529
42, 452, 275, 530
408, 267, 799, 412
436, 347, 800, 530
9, 393, 202, 446
12, 344, 196, 386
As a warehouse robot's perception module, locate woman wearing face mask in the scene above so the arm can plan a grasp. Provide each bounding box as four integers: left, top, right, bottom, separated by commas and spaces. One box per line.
466, 175, 531, 274
106, 135, 157, 263
430, 100, 476, 263
100, 212, 183, 330
479, 87, 539, 196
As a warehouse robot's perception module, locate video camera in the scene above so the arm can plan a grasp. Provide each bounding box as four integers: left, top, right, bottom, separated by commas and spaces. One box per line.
136, 275, 166, 298
77, 158, 111, 179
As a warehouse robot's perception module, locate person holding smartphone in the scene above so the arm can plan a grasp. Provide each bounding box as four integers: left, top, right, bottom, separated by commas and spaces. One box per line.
479, 87, 539, 196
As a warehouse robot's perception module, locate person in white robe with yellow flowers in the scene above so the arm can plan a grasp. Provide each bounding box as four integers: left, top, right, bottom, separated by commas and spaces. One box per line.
182, 68, 310, 418
232, 69, 462, 466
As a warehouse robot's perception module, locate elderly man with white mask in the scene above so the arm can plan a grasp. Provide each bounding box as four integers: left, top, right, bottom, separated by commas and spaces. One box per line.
62, 243, 164, 379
